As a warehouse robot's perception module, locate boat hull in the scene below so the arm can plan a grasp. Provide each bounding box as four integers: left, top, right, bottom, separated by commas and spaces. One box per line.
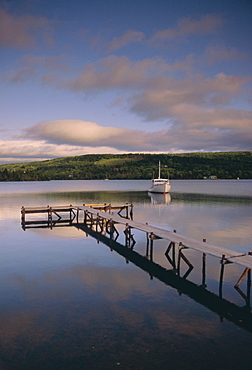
148, 182, 171, 194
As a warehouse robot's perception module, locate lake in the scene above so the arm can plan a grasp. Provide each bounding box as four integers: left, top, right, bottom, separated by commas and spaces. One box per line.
0, 179, 252, 369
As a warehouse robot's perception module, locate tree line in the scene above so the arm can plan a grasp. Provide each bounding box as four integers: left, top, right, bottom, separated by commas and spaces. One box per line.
0, 152, 251, 181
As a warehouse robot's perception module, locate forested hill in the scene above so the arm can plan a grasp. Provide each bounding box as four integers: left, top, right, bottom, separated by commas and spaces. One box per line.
0, 152, 251, 181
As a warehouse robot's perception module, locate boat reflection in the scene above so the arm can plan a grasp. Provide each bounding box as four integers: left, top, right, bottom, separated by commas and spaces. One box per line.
76, 224, 252, 334
149, 192, 171, 204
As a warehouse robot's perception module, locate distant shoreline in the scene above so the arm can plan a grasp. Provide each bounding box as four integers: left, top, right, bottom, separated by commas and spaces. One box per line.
0, 152, 251, 181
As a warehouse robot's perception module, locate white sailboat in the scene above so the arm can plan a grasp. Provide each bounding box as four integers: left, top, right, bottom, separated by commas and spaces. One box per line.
148, 161, 171, 194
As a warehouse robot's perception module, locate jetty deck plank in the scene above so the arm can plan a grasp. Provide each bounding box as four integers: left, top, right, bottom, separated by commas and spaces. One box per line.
21, 204, 252, 270
76, 205, 252, 269
21, 206, 74, 214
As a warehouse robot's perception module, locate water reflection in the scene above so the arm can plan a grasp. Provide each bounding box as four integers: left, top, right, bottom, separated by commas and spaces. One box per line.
1, 180, 252, 369
77, 224, 252, 333
19, 204, 252, 333
149, 192, 171, 204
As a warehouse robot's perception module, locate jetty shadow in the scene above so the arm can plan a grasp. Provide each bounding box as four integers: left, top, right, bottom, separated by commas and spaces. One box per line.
76, 223, 252, 334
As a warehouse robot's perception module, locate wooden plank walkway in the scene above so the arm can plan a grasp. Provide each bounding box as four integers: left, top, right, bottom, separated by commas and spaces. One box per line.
75, 205, 252, 269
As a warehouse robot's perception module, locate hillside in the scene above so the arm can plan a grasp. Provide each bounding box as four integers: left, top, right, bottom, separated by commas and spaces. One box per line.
0, 152, 251, 181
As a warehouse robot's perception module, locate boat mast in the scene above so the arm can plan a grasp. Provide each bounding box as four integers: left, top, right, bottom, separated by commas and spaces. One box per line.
158, 161, 161, 179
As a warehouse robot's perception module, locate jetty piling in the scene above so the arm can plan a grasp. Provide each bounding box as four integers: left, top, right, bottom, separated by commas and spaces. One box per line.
77, 223, 252, 332
21, 203, 252, 306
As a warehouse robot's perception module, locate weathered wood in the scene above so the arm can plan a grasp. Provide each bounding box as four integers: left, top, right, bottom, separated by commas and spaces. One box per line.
76, 223, 252, 333
77, 205, 252, 270
21, 203, 252, 270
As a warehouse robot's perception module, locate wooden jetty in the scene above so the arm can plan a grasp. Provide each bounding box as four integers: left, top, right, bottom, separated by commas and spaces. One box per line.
76, 205, 252, 269
21, 203, 133, 228
21, 203, 252, 304
80, 223, 252, 333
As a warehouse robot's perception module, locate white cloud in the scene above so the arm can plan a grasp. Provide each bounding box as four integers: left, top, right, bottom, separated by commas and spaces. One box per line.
0, 139, 124, 163
20, 117, 252, 155
24, 120, 156, 151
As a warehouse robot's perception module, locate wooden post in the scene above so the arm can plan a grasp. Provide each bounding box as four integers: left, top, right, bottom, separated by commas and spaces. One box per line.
202, 239, 207, 288
84, 210, 87, 224
124, 224, 129, 246
150, 235, 153, 262
89, 213, 94, 229
247, 268, 251, 307
21, 206, 26, 230
109, 219, 113, 239
177, 242, 183, 276
76, 207, 79, 224
130, 204, 133, 220
126, 203, 129, 219
48, 207, 53, 229
96, 213, 99, 232
145, 233, 149, 258
202, 253, 206, 287
219, 254, 226, 298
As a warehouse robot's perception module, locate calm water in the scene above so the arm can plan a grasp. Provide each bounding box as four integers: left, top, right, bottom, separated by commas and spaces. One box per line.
0, 180, 252, 369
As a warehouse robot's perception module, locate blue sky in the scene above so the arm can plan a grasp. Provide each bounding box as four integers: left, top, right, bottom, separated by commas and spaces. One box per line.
0, 0, 251, 163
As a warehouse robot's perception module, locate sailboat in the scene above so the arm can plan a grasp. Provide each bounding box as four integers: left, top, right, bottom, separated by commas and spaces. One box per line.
148, 161, 171, 194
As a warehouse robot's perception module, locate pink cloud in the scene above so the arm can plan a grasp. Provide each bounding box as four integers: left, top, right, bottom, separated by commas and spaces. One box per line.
0, 7, 51, 48
150, 14, 224, 44
108, 30, 145, 51
204, 45, 248, 64
61, 56, 168, 91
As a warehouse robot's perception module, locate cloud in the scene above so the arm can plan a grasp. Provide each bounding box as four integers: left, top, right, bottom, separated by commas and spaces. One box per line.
203, 45, 248, 64
129, 72, 250, 120
57, 55, 193, 93
108, 30, 145, 51
24, 120, 156, 151
2, 54, 71, 83
46, 54, 249, 103
14, 53, 251, 154
0, 7, 52, 48
201, 73, 249, 94
60, 56, 168, 91
0, 139, 123, 163
22, 54, 71, 72
2, 66, 36, 83
163, 104, 252, 151
21, 117, 252, 155
0, 106, 251, 164
150, 14, 224, 44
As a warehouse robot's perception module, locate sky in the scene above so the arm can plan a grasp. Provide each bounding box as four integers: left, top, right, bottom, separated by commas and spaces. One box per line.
0, 0, 252, 163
